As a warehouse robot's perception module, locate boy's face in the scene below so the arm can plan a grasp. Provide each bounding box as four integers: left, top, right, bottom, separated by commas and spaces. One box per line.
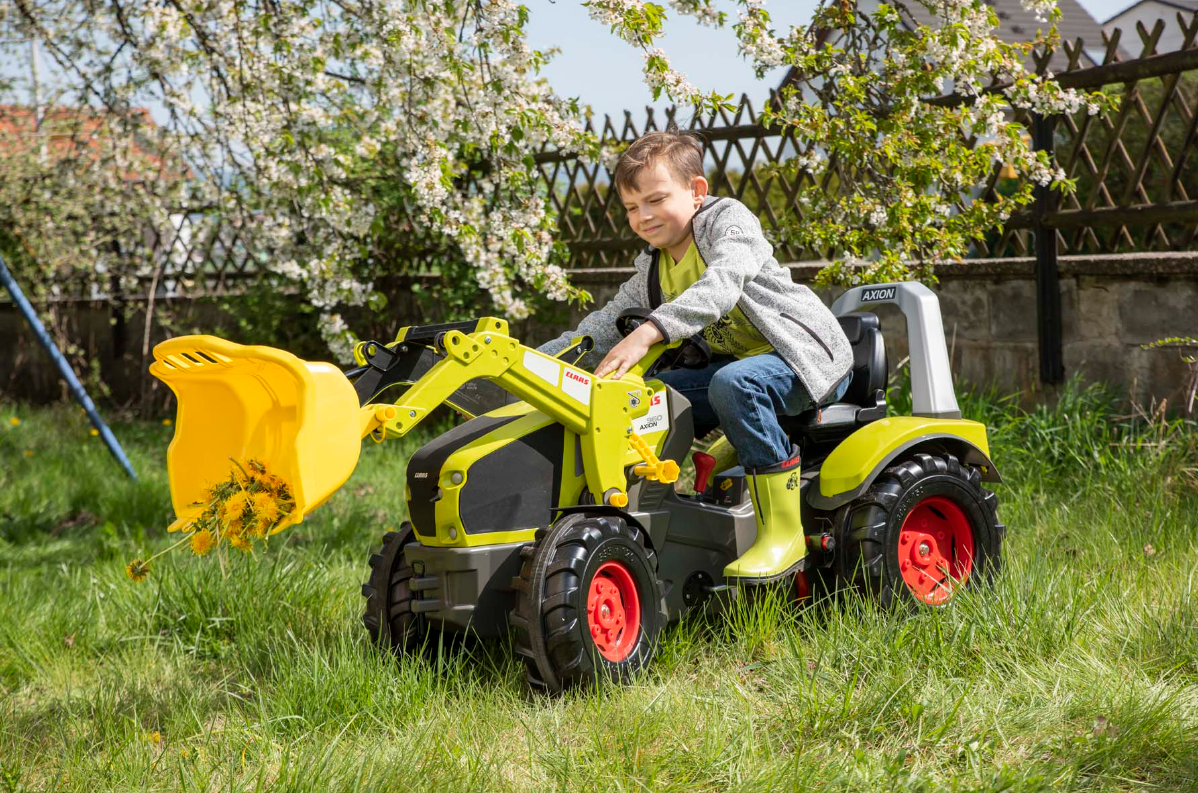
619, 161, 708, 252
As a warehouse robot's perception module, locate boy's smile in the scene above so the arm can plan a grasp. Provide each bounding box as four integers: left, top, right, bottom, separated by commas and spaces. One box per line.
619, 162, 709, 263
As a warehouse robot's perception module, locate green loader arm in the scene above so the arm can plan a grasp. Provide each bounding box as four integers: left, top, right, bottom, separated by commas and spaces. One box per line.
362, 317, 682, 509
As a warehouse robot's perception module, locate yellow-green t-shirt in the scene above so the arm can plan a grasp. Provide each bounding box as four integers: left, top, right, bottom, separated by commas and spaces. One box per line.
658, 242, 774, 359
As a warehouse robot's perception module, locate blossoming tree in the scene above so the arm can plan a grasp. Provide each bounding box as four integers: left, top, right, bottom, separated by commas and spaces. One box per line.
2, 0, 1109, 359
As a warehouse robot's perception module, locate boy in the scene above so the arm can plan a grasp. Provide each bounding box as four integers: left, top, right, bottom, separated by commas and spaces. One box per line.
537, 130, 853, 584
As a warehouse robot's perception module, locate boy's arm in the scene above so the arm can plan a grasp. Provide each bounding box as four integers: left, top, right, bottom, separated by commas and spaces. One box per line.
647, 204, 771, 344
535, 266, 650, 370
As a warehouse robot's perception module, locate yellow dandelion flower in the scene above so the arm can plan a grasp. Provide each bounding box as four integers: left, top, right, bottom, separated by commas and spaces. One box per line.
189, 529, 216, 556
228, 533, 252, 553
90, 428, 99, 437
125, 558, 150, 582
251, 492, 280, 526
162, 418, 172, 426
147, 730, 162, 744
221, 490, 251, 522
23, 450, 34, 457
9, 416, 19, 426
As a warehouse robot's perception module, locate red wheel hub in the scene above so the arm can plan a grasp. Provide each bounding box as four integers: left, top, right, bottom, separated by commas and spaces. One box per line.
897, 496, 975, 605
587, 561, 641, 662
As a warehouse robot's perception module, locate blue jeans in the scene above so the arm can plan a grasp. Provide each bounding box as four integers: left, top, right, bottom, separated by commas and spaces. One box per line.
653, 353, 851, 470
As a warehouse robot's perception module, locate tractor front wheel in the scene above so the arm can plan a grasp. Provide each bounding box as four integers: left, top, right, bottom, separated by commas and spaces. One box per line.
362, 521, 424, 652
511, 513, 666, 694
836, 452, 1004, 609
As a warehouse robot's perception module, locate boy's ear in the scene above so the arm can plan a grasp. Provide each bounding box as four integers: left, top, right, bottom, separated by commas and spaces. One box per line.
691, 175, 709, 207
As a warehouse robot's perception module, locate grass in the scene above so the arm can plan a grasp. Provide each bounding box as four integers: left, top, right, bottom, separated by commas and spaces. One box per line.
1, 381, 1197, 792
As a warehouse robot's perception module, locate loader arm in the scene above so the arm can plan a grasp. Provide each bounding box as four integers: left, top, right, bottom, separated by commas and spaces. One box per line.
362, 318, 680, 509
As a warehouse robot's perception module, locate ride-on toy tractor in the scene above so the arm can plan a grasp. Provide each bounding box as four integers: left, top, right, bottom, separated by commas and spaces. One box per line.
151, 282, 1004, 693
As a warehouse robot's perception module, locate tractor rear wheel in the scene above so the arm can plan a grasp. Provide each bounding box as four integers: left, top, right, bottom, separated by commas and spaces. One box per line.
510, 513, 666, 694
835, 452, 1003, 609
362, 521, 424, 651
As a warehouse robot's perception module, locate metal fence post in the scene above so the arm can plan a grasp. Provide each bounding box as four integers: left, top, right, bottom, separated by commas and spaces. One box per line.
1032, 112, 1064, 385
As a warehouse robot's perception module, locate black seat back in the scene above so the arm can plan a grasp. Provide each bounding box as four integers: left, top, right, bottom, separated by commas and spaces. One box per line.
776, 311, 890, 451
837, 312, 887, 406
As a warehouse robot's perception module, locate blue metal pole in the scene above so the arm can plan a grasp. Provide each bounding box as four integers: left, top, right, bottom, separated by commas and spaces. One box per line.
0, 251, 138, 480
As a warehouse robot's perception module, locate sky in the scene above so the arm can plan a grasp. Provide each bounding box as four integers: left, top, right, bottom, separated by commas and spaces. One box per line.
523, 0, 1131, 123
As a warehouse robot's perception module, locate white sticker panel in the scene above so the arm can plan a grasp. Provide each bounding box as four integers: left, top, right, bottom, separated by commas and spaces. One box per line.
523, 351, 561, 387
561, 367, 592, 406
633, 392, 670, 435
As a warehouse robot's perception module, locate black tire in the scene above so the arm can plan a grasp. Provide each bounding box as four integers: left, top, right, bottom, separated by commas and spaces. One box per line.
361, 521, 423, 651
835, 452, 1004, 609
510, 513, 666, 694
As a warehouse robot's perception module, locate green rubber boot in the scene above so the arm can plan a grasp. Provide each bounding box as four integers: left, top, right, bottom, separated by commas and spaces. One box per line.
723, 464, 807, 582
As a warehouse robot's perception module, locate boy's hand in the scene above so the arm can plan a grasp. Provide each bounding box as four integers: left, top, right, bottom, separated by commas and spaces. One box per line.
594, 322, 663, 380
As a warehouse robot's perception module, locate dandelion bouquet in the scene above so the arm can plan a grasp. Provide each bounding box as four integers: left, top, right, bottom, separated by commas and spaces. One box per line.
126, 459, 296, 583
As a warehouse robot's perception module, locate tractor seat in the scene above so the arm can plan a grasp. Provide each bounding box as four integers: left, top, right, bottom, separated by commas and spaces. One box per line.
781, 312, 888, 444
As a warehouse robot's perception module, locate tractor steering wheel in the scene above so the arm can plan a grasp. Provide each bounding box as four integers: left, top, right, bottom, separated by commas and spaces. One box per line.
615, 307, 652, 338
615, 307, 712, 371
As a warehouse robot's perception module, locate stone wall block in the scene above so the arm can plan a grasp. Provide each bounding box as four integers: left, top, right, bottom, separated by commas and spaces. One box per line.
937, 283, 991, 341
1065, 340, 1133, 393
988, 280, 1038, 342
1119, 283, 1198, 344
1146, 344, 1195, 410
1076, 278, 1122, 343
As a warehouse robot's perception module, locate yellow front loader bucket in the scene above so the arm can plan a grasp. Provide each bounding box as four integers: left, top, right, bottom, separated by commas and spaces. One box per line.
150, 336, 364, 534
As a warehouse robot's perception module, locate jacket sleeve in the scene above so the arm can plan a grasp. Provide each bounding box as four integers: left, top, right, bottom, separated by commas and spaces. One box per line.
647, 204, 772, 344
535, 264, 650, 370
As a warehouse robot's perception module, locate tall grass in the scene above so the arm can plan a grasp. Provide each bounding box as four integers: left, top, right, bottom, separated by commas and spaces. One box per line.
1, 386, 1196, 792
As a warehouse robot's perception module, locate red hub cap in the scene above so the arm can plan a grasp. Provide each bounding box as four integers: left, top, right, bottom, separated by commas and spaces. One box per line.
897, 496, 975, 605
587, 561, 641, 662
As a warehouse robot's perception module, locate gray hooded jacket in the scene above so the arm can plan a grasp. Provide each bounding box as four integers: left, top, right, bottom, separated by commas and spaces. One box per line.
537, 195, 853, 403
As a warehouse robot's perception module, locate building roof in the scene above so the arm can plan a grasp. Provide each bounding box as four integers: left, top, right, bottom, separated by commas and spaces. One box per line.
902, 0, 1109, 67
1105, 0, 1198, 25
776, 0, 1112, 93
0, 104, 187, 183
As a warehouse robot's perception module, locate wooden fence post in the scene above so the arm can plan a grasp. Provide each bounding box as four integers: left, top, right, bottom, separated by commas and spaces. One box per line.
1032, 112, 1064, 385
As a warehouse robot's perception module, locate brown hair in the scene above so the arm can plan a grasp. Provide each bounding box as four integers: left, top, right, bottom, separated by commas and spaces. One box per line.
613, 130, 705, 196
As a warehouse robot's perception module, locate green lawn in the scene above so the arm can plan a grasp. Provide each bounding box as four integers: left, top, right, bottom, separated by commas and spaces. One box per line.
1, 383, 1196, 792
